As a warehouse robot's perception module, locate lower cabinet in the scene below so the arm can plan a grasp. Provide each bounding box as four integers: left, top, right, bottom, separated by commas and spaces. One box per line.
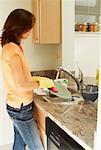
34, 105, 47, 150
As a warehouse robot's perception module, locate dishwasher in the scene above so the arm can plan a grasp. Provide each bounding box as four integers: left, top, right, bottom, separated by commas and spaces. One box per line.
46, 117, 85, 150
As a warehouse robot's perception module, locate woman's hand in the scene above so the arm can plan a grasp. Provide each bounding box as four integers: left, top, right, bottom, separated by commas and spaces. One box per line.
32, 76, 55, 89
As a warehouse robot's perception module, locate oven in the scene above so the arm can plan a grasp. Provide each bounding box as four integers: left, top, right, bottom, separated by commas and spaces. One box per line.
46, 117, 84, 150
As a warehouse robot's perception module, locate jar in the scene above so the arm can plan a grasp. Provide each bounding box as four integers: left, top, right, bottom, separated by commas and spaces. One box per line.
76, 22, 81, 31
90, 23, 94, 32
93, 22, 99, 32
79, 24, 83, 31
99, 24, 101, 32
75, 23, 78, 31
82, 23, 87, 32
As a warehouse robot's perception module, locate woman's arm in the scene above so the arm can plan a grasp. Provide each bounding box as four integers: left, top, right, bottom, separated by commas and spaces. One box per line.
10, 54, 39, 92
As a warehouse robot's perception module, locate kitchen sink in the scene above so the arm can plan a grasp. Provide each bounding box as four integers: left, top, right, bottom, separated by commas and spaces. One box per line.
43, 95, 73, 104
42, 90, 82, 105
38, 78, 82, 105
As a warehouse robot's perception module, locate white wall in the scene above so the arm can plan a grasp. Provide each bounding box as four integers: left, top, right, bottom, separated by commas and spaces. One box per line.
74, 33, 100, 77
0, 0, 59, 145
62, 0, 75, 71
23, 39, 59, 71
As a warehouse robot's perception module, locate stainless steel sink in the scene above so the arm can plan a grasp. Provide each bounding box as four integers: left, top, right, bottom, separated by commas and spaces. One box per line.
41, 78, 82, 104
43, 95, 74, 104
42, 89, 82, 105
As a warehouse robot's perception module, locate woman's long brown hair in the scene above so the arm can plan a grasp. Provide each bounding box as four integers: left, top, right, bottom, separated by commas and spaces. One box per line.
1, 9, 35, 47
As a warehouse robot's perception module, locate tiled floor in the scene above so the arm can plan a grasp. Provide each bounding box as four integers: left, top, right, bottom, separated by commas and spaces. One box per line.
0, 144, 29, 150
0, 144, 12, 150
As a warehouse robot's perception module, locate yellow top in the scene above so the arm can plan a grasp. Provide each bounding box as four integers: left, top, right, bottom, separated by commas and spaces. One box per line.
1, 42, 33, 108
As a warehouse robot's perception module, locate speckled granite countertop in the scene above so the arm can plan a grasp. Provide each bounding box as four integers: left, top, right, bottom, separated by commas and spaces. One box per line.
34, 94, 97, 150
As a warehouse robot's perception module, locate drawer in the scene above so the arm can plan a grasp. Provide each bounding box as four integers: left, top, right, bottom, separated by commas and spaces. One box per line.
34, 105, 46, 130
37, 123, 46, 148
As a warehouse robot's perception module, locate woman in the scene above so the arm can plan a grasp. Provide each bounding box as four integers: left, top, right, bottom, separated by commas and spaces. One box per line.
1, 9, 44, 150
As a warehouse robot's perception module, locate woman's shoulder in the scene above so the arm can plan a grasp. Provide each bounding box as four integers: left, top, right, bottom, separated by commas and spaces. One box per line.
2, 42, 21, 60
3, 42, 19, 51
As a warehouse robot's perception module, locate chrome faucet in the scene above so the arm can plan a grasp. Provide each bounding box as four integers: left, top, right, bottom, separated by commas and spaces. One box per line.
77, 65, 84, 91
56, 66, 84, 91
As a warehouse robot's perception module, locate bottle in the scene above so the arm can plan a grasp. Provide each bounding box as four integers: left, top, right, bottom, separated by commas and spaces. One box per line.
86, 23, 90, 32
96, 69, 99, 86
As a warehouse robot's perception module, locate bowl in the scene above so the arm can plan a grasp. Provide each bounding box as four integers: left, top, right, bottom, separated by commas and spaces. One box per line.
85, 84, 98, 92
81, 85, 98, 102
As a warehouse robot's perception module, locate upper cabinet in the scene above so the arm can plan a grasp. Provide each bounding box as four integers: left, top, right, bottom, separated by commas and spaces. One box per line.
32, 0, 61, 44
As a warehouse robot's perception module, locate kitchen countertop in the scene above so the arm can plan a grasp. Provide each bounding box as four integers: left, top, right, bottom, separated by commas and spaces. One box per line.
34, 94, 97, 150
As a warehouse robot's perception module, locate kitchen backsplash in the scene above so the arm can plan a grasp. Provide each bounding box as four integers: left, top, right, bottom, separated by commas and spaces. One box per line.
83, 77, 96, 85
31, 70, 57, 80
31, 70, 96, 85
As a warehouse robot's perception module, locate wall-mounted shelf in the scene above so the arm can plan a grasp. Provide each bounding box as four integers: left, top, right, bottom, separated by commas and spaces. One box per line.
75, 31, 101, 37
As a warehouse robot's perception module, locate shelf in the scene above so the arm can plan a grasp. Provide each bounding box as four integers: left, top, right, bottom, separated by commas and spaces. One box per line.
75, 31, 101, 37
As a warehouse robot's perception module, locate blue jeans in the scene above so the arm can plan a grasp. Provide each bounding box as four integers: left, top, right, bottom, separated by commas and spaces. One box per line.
6, 102, 44, 150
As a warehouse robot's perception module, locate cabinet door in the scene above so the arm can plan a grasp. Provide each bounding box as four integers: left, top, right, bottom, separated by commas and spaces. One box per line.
32, 0, 40, 43
40, 0, 60, 43
32, 0, 60, 43
37, 123, 46, 149
34, 105, 46, 130
33, 105, 47, 149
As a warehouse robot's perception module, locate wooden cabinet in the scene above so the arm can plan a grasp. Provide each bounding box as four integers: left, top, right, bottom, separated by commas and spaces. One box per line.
32, 0, 61, 44
34, 105, 47, 149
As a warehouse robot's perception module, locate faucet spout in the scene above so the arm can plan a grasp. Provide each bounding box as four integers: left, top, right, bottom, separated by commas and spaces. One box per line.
56, 66, 84, 91
78, 65, 84, 91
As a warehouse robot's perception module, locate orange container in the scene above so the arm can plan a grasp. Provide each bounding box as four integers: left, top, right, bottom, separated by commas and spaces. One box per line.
82, 23, 87, 32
